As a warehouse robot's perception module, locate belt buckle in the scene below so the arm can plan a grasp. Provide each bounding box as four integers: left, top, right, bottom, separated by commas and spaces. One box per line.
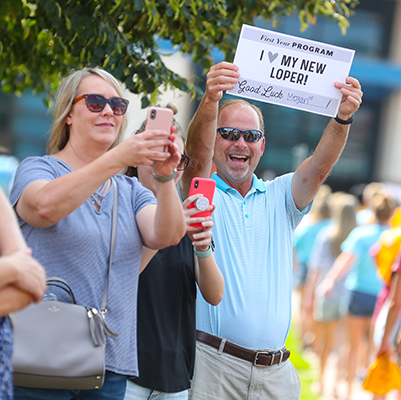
254, 349, 284, 367
278, 349, 284, 364
253, 351, 271, 367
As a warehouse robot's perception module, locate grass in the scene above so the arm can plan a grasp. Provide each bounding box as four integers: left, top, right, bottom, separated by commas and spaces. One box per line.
286, 323, 320, 400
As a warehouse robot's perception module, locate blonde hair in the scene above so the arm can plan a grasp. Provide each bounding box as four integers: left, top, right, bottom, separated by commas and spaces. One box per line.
309, 185, 332, 223
315, 184, 332, 200
218, 99, 265, 134
362, 182, 386, 207
48, 67, 128, 154
329, 193, 358, 257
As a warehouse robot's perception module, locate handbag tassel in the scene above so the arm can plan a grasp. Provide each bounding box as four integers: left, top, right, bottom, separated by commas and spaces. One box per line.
87, 308, 118, 347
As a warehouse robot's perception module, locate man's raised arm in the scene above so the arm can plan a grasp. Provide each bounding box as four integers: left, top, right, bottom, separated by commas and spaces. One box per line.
180, 62, 239, 199
292, 76, 363, 211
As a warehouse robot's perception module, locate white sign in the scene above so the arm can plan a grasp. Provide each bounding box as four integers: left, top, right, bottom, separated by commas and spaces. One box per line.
227, 24, 355, 117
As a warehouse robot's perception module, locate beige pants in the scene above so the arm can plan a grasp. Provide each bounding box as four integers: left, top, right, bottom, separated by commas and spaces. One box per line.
189, 341, 301, 400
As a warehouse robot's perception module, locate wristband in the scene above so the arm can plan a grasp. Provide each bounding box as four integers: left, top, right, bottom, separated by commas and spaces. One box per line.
152, 168, 177, 183
193, 244, 214, 258
334, 114, 354, 125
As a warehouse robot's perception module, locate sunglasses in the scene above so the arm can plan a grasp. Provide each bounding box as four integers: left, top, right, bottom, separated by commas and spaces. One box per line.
73, 94, 129, 116
177, 154, 191, 171
217, 127, 263, 142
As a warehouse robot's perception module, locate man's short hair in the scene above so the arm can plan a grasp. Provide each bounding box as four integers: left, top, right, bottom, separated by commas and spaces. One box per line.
218, 99, 265, 135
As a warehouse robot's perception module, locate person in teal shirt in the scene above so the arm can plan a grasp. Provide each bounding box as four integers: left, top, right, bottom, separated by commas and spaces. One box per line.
321, 191, 396, 400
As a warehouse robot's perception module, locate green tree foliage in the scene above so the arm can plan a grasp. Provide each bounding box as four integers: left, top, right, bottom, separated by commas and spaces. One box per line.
0, 0, 358, 107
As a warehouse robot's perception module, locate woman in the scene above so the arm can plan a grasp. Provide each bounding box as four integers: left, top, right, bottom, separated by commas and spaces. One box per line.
377, 255, 401, 358
374, 255, 401, 400
9, 67, 186, 399
321, 191, 396, 400
0, 187, 46, 400
305, 192, 357, 396
293, 186, 332, 349
124, 106, 224, 399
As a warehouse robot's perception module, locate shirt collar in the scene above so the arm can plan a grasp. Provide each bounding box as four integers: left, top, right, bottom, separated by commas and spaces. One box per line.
212, 172, 266, 193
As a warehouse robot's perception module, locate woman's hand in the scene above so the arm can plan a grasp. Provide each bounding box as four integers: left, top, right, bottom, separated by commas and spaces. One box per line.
113, 125, 177, 170
3, 247, 46, 302
183, 194, 215, 249
0, 247, 46, 315
151, 131, 181, 178
377, 339, 392, 357
317, 278, 334, 297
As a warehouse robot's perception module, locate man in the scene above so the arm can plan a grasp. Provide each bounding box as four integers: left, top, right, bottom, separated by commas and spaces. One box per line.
181, 61, 362, 399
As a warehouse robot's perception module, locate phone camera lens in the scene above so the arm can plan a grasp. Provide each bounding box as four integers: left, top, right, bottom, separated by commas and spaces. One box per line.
194, 181, 199, 189
150, 109, 156, 119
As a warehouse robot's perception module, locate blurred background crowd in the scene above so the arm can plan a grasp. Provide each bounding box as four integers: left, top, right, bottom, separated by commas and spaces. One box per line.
293, 181, 401, 400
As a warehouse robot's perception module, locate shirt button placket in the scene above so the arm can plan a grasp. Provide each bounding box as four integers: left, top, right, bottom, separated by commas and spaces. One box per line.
243, 200, 251, 228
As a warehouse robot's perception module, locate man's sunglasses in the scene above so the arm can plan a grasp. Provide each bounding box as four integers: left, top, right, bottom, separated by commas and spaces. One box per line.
217, 127, 263, 142
177, 154, 191, 171
73, 94, 129, 116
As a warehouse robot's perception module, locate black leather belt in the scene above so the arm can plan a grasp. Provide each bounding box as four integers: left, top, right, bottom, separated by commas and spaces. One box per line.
196, 330, 290, 367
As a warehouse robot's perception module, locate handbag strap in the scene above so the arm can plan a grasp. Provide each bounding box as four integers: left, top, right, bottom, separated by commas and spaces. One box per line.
45, 277, 77, 304
100, 178, 118, 315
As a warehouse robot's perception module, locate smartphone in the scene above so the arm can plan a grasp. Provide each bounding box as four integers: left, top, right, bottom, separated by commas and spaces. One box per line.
188, 178, 216, 227
145, 106, 173, 153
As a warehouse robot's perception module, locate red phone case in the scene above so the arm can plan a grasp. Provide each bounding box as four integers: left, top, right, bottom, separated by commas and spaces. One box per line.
145, 106, 173, 152
188, 178, 216, 227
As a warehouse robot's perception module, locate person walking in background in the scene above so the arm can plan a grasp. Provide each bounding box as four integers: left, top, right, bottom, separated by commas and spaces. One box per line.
370, 225, 401, 400
9, 67, 186, 399
305, 192, 358, 397
184, 61, 362, 400
0, 146, 19, 196
0, 187, 46, 400
357, 182, 387, 226
293, 185, 332, 350
370, 215, 401, 335
370, 251, 401, 400
321, 191, 396, 400
376, 252, 401, 400
124, 105, 224, 400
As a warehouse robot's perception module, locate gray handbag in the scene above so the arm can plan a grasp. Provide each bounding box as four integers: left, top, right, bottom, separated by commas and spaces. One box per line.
12, 178, 119, 390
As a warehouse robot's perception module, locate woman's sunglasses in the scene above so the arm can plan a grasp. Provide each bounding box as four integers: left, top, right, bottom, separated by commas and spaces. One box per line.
217, 127, 263, 142
177, 154, 191, 171
73, 94, 129, 116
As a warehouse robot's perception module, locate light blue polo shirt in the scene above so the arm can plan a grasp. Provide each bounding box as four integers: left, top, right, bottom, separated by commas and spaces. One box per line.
196, 172, 310, 350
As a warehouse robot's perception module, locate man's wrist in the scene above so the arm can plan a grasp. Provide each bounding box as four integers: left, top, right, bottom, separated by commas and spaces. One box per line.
334, 114, 354, 125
